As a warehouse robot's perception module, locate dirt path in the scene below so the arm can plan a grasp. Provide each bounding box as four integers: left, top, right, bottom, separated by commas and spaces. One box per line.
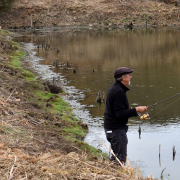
0, 0, 180, 29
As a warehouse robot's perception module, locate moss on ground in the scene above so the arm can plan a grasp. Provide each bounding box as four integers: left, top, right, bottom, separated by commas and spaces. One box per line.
0, 29, 13, 37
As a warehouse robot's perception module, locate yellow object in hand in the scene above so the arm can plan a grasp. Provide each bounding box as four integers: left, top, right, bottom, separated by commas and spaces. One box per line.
140, 113, 149, 120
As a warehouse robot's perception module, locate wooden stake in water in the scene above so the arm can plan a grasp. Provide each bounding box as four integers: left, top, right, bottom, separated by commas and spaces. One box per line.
173, 145, 176, 161
138, 124, 141, 139
159, 144, 161, 166
31, 14, 32, 28
53, 77, 55, 85
58, 76, 61, 87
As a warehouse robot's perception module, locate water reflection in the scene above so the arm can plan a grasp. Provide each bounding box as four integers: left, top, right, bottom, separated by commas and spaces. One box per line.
13, 28, 180, 179
34, 29, 180, 124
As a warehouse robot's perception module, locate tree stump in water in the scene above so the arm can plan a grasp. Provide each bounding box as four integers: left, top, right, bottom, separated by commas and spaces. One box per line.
96, 90, 101, 103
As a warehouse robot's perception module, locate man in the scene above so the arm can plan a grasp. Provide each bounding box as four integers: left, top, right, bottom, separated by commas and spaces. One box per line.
104, 67, 147, 165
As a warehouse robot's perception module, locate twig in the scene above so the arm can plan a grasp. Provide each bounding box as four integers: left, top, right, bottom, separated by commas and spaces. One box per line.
8, 156, 17, 180
62, 174, 68, 180
99, 139, 126, 170
72, 146, 83, 152
6, 87, 16, 102
24, 166, 28, 180
92, 133, 127, 170
19, 178, 26, 180
58, 144, 66, 151
0, 67, 4, 72
27, 118, 40, 125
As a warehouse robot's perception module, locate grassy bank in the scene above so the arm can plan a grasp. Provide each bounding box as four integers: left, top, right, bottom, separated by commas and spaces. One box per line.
0, 29, 153, 179
0, 28, 105, 157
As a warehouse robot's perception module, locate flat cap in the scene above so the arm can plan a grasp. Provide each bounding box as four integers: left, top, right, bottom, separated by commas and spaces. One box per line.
114, 67, 134, 78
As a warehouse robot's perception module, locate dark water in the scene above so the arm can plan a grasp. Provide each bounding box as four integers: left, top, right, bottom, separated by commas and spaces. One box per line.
14, 28, 180, 179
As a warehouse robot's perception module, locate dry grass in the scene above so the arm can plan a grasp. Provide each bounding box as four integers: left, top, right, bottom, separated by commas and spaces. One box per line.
0, 94, 155, 179
0, 0, 180, 28
0, 141, 153, 180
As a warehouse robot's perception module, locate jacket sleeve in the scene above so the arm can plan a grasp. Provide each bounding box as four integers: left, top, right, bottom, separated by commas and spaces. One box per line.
114, 90, 138, 121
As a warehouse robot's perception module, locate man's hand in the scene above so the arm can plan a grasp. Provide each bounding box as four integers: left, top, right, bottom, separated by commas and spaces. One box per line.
135, 106, 147, 113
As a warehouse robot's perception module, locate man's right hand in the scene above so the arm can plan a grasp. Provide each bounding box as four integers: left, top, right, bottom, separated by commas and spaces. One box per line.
135, 106, 147, 114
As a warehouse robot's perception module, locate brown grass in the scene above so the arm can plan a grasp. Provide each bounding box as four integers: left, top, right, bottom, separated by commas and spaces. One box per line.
0, 139, 153, 179
0, 0, 180, 28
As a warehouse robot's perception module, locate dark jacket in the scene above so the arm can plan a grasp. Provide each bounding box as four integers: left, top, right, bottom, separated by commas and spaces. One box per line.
104, 80, 137, 130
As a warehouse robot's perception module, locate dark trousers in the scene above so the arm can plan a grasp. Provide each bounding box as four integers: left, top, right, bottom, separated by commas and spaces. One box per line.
105, 128, 128, 164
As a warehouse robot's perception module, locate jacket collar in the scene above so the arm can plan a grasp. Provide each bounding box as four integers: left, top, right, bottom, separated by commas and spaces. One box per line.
115, 80, 129, 92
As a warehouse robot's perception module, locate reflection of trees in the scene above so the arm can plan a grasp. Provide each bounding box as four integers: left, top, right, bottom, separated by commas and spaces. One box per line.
26, 29, 180, 124
46, 30, 180, 71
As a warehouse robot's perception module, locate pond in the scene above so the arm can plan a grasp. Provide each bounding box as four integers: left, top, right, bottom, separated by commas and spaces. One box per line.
14, 27, 180, 179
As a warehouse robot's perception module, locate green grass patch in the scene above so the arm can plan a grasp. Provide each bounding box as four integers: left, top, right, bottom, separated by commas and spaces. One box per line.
77, 142, 108, 158
64, 125, 87, 138
11, 41, 18, 48
11, 56, 21, 68
0, 29, 13, 37
51, 97, 70, 113
10, 51, 25, 68
60, 113, 78, 124
10, 50, 36, 81
20, 70, 36, 81
36, 90, 54, 99
29, 82, 43, 90
104, 21, 109, 25
35, 90, 71, 113
65, 137, 108, 158
65, 136, 77, 142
